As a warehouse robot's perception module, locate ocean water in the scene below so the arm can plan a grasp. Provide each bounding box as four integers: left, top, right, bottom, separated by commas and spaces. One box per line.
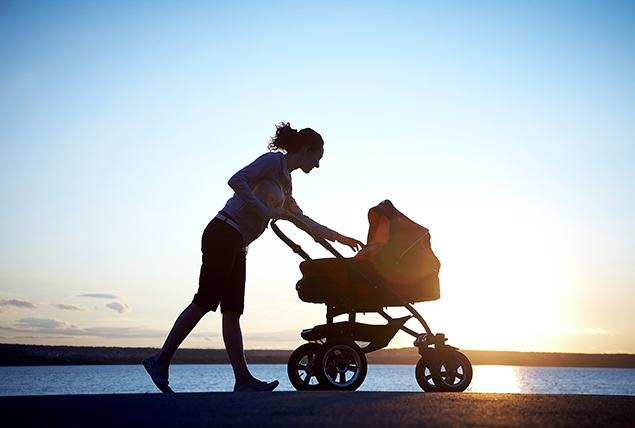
2, 364, 634, 397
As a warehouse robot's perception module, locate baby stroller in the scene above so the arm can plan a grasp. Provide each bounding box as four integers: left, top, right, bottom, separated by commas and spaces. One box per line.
272, 200, 473, 392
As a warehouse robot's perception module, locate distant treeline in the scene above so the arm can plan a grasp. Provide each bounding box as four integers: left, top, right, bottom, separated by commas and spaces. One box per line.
0, 344, 285, 366
1, 344, 634, 368
366, 348, 635, 368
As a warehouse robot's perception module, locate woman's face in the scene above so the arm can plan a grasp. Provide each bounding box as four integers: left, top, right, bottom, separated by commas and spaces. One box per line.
300, 146, 324, 174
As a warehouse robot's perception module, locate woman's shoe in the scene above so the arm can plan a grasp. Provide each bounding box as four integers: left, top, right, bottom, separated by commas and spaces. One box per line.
233, 380, 279, 392
143, 356, 174, 393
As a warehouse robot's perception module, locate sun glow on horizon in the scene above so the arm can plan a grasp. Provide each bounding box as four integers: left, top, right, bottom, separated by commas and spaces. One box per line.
468, 365, 522, 393
387, 193, 570, 353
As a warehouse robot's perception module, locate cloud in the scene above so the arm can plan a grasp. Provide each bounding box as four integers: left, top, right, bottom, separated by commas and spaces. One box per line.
105, 301, 131, 314
81, 326, 163, 338
244, 330, 300, 342
0, 299, 38, 312
12, 317, 76, 330
0, 317, 165, 338
76, 293, 127, 300
547, 327, 612, 336
53, 303, 88, 312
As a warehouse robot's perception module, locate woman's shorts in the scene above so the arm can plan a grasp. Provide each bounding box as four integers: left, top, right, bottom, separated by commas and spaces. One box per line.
193, 217, 246, 314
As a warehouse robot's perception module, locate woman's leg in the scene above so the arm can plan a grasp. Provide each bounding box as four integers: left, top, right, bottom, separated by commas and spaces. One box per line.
222, 310, 258, 385
154, 302, 209, 378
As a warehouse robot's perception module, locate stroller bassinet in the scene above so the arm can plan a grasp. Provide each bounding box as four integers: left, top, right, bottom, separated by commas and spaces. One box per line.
297, 199, 441, 308
272, 200, 472, 392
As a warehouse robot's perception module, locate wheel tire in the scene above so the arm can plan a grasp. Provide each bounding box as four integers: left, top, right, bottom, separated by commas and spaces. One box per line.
431, 350, 473, 392
287, 343, 322, 390
315, 338, 367, 391
415, 357, 441, 392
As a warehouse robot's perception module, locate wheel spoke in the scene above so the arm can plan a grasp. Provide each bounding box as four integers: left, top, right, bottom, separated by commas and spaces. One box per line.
326, 367, 338, 381
444, 365, 465, 385
289, 344, 324, 390
314, 340, 366, 390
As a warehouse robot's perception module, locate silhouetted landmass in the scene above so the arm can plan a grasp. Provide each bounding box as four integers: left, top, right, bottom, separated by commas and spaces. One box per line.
0, 344, 633, 368
366, 348, 635, 368
0, 344, 287, 366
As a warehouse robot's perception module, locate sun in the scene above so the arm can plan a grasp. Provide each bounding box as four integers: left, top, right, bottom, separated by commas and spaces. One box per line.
404, 195, 564, 352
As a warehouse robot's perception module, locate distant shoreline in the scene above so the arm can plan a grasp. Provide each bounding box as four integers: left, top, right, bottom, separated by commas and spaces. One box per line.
1, 343, 634, 368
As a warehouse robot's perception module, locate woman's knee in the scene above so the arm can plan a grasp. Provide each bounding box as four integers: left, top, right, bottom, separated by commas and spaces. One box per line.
222, 310, 241, 322
190, 302, 212, 315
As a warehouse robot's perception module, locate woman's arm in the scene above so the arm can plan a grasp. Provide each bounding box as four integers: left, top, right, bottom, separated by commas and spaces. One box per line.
227, 153, 280, 218
285, 196, 364, 252
333, 233, 364, 252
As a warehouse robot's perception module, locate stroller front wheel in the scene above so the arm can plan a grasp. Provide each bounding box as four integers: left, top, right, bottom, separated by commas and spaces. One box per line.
315, 338, 367, 391
430, 350, 473, 392
287, 343, 322, 390
415, 356, 442, 392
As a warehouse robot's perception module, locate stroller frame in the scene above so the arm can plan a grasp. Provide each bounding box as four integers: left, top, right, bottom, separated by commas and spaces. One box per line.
272, 201, 473, 392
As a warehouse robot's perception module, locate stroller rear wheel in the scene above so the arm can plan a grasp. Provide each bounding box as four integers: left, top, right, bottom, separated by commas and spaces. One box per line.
287, 343, 322, 390
415, 356, 441, 392
431, 350, 473, 392
315, 338, 367, 391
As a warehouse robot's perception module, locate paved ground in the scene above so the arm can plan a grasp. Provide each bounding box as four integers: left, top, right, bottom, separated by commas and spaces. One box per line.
2, 391, 634, 428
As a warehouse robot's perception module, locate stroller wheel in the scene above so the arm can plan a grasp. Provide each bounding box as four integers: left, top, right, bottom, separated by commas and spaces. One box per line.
415, 357, 441, 392
315, 338, 367, 391
287, 343, 322, 390
431, 350, 473, 392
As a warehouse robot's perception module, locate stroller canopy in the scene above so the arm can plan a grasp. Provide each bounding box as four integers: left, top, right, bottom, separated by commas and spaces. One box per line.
362, 200, 440, 292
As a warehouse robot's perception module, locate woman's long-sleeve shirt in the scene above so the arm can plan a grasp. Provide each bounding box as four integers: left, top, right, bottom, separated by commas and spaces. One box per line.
220, 152, 337, 246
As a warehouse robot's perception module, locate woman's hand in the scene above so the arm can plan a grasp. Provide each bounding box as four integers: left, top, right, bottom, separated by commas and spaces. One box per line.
266, 207, 293, 220
335, 234, 364, 252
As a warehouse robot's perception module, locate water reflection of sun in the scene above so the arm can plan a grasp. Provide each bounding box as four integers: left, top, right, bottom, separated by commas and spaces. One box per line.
468, 365, 521, 393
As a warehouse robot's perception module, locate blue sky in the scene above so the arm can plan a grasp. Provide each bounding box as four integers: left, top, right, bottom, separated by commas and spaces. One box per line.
1, 0, 634, 353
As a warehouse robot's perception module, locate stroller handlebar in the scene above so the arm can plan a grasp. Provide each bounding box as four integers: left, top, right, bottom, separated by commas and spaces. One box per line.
271, 217, 378, 298
270, 217, 347, 262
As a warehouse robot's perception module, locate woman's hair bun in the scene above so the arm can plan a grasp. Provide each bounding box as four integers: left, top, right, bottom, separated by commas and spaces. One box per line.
268, 122, 323, 154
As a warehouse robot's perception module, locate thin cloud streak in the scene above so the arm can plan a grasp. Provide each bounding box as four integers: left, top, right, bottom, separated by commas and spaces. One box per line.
14, 317, 72, 329
244, 330, 301, 342
53, 303, 88, 312
547, 327, 612, 336
0, 317, 166, 339
76, 294, 127, 300
0, 299, 38, 312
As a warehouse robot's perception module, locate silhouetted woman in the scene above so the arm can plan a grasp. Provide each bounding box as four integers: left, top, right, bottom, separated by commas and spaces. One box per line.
143, 122, 363, 392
